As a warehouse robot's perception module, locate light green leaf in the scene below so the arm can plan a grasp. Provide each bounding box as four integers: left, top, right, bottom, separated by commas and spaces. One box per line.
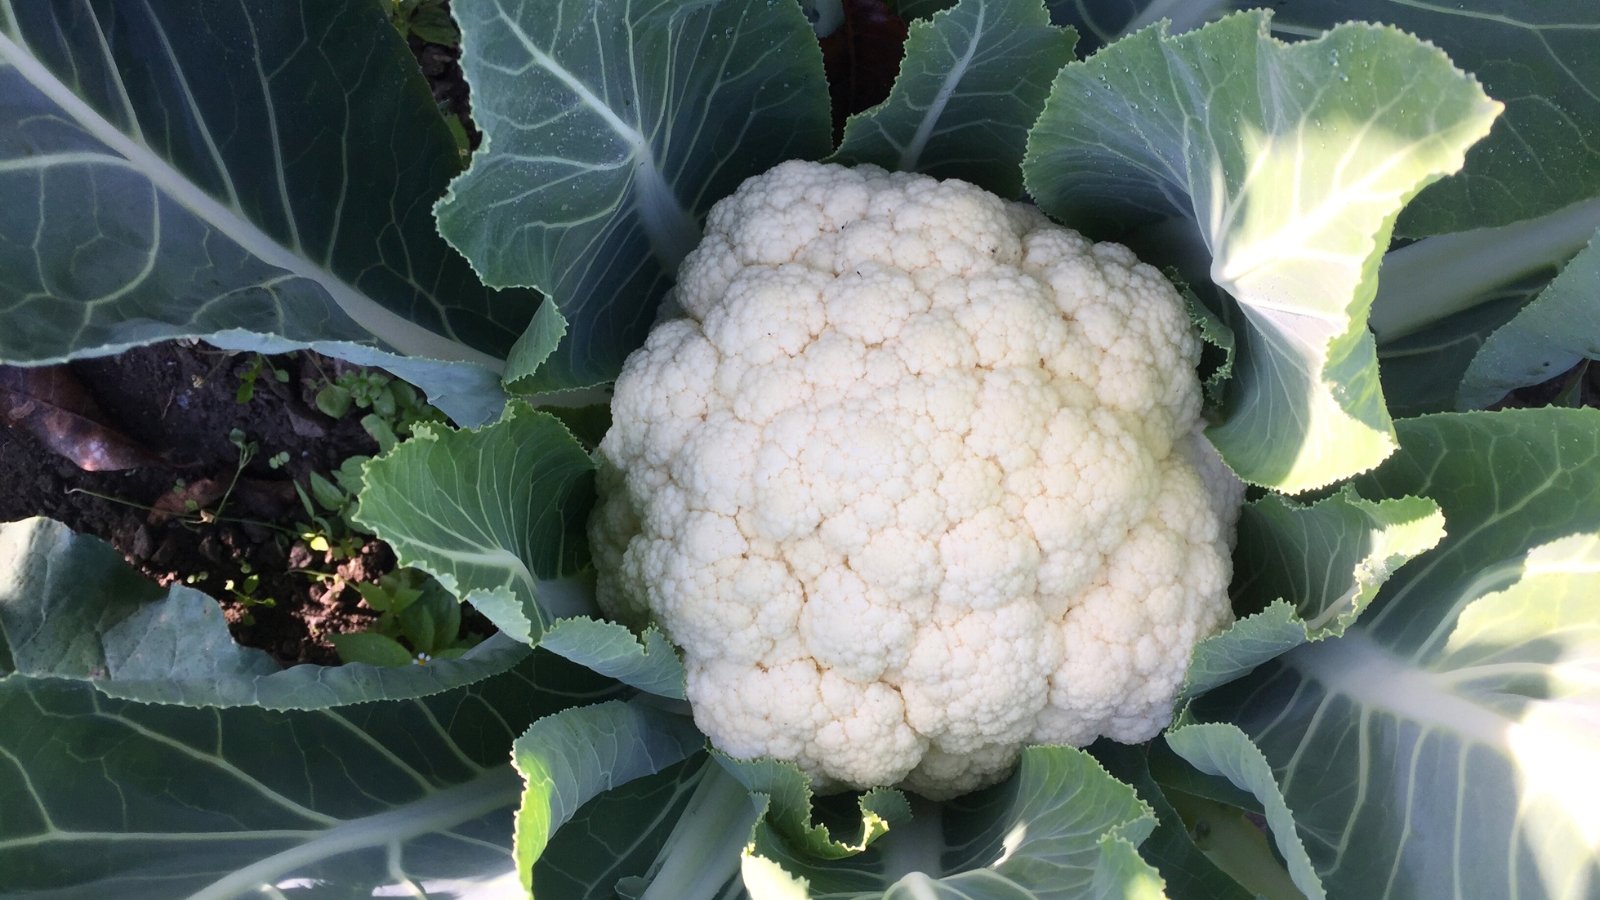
0, 517, 531, 708
435, 0, 831, 391
1183, 489, 1444, 699
831, 0, 1076, 197
0, 652, 622, 897
1023, 11, 1501, 491
512, 699, 705, 893
0, 1, 530, 426
1252, 0, 1600, 235
1188, 409, 1600, 898
1457, 228, 1600, 409
354, 402, 596, 646
539, 617, 687, 700
1164, 724, 1327, 900
503, 299, 569, 391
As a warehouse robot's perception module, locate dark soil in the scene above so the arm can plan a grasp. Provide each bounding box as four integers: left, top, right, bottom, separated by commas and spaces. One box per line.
0, 343, 393, 666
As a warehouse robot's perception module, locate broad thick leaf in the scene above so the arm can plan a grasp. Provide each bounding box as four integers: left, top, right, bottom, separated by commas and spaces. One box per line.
1023, 11, 1501, 491
1253, 0, 1600, 235
1188, 410, 1600, 899
539, 617, 686, 700
1182, 489, 1444, 699
435, 0, 832, 390
1163, 724, 1326, 900
512, 699, 705, 893
0, 1, 530, 426
353, 402, 596, 646
831, 0, 1076, 197
0, 652, 622, 898
0, 517, 531, 708
1457, 228, 1600, 409
745, 747, 1163, 898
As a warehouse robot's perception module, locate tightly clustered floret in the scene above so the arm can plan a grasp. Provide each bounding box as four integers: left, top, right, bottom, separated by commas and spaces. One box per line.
591, 160, 1243, 797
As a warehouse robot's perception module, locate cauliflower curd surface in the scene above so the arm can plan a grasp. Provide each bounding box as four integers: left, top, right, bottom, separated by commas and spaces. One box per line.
590, 161, 1244, 798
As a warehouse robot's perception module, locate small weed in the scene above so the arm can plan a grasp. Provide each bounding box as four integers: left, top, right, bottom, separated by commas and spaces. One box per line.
234, 354, 289, 404
329, 569, 481, 666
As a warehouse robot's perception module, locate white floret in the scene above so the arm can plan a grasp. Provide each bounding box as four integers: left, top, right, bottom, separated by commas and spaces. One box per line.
591, 161, 1244, 799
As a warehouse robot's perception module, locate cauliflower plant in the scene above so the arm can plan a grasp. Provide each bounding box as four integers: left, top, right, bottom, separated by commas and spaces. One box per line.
590, 160, 1244, 798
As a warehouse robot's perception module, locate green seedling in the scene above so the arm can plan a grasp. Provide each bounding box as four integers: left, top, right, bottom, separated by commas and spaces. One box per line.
328, 569, 481, 666
314, 370, 444, 449
234, 353, 289, 404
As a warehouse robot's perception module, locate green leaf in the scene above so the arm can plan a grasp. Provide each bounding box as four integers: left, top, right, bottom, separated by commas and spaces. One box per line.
1023, 11, 1501, 491
1368, 197, 1600, 344
0, 517, 530, 707
0, 651, 622, 896
1092, 743, 1255, 900
435, 0, 832, 391
1376, 293, 1525, 418
1182, 489, 1444, 699
503, 298, 569, 390
353, 402, 596, 646
1457, 228, 1600, 409
741, 747, 1163, 897
512, 699, 705, 893
397, 598, 441, 655
539, 617, 687, 700
831, 0, 1076, 197
0, 1, 528, 427
1188, 409, 1600, 897
330, 631, 417, 667
1163, 724, 1327, 900
1253, 0, 1600, 235
534, 756, 711, 898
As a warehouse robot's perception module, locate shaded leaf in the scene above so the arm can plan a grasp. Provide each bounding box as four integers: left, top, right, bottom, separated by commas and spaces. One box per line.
329, 631, 417, 667
435, 0, 832, 390
832, 0, 1075, 197
512, 699, 705, 893
0, 651, 622, 897
1458, 227, 1600, 409
0, 1, 528, 427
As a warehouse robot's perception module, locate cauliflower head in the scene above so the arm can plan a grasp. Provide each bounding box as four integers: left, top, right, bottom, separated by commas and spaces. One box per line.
590, 160, 1244, 798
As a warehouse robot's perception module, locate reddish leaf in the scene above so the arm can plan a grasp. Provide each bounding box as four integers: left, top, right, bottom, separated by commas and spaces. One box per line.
149, 478, 231, 524
0, 365, 162, 471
